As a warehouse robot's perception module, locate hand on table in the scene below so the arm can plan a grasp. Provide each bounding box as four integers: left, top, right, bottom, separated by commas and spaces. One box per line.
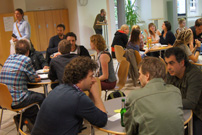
43, 66, 49, 69
35, 76, 41, 82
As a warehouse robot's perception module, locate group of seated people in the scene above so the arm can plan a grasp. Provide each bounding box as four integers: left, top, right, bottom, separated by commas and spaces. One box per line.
111, 18, 202, 62
0, 17, 202, 135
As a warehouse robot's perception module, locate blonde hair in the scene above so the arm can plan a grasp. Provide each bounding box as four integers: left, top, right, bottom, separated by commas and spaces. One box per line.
132, 25, 140, 31
178, 18, 185, 25
120, 24, 129, 32
90, 34, 106, 51
173, 29, 192, 47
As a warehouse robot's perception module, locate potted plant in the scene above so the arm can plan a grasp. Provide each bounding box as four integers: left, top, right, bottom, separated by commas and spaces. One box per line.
125, 0, 140, 31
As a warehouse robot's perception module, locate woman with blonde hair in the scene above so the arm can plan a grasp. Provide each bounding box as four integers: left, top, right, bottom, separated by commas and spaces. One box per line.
111, 24, 129, 58
173, 29, 201, 62
90, 34, 117, 90
144, 23, 160, 44
175, 18, 187, 37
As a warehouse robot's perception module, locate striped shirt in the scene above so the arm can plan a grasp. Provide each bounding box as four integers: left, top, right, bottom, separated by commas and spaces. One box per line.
0, 54, 37, 106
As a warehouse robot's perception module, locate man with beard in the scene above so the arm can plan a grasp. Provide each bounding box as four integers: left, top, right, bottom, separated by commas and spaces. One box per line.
46, 24, 66, 64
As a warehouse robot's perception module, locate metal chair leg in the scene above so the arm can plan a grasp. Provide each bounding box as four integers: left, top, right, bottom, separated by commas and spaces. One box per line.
0, 109, 3, 129
18, 112, 23, 135
105, 90, 108, 101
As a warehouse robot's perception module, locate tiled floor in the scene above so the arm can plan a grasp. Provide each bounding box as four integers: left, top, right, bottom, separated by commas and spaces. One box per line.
0, 59, 140, 135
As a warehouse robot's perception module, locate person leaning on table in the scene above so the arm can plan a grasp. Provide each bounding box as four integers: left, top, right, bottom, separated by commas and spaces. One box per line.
31, 56, 107, 135
165, 47, 202, 135
124, 57, 184, 135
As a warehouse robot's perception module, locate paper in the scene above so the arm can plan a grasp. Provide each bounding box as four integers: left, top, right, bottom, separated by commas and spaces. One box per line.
3, 16, 14, 32
108, 113, 121, 122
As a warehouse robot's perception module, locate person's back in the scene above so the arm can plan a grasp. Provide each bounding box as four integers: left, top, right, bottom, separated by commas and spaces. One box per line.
124, 57, 184, 135
49, 53, 77, 83
32, 84, 107, 135
125, 79, 184, 135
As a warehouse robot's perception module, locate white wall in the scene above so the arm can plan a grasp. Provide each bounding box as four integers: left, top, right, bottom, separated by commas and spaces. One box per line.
76, 0, 107, 49
25, 0, 65, 11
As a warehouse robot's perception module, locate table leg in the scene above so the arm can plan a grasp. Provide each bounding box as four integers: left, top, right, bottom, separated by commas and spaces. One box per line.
188, 116, 193, 135
91, 125, 95, 135
43, 84, 48, 97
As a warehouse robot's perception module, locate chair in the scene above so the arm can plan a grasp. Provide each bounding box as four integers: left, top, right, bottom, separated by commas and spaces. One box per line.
0, 83, 40, 135
104, 59, 130, 100
19, 129, 28, 135
134, 50, 142, 66
159, 57, 167, 73
114, 45, 126, 73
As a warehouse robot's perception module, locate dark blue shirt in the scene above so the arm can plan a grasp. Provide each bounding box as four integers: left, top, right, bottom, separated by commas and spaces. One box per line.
32, 84, 107, 135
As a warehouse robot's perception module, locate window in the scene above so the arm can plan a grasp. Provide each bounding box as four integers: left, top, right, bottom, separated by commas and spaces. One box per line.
190, 0, 197, 12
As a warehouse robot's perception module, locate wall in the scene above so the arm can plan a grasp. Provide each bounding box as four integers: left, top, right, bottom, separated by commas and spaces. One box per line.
0, 0, 14, 13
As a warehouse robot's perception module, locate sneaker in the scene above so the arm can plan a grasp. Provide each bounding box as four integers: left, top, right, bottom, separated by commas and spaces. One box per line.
24, 118, 34, 132
13, 115, 24, 130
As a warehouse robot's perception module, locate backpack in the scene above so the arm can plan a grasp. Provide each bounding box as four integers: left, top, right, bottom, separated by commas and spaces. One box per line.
107, 90, 125, 100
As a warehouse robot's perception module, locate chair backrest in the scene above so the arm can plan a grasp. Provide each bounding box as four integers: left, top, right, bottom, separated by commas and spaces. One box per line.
134, 50, 142, 66
19, 129, 27, 135
159, 57, 167, 74
117, 59, 130, 89
114, 45, 126, 63
0, 83, 13, 110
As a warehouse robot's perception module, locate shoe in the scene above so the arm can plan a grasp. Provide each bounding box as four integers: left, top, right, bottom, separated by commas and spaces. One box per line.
24, 118, 34, 132
13, 115, 24, 130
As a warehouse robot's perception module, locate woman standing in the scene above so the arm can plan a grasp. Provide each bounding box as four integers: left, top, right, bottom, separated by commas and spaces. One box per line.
159, 21, 175, 46
10, 8, 31, 54
90, 34, 117, 90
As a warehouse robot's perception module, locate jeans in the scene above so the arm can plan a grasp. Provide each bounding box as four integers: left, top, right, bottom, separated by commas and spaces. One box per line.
12, 91, 45, 123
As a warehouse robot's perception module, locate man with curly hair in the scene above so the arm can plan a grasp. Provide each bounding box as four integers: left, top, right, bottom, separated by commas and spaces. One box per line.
32, 57, 107, 135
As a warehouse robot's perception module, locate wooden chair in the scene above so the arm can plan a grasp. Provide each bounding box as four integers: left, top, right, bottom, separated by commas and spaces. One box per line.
104, 59, 130, 100
0, 83, 40, 135
19, 129, 28, 135
134, 50, 142, 66
159, 57, 167, 73
114, 45, 126, 73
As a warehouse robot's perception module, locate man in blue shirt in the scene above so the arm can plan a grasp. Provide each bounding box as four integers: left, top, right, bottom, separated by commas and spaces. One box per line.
10, 8, 31, 54
32, 57, 107, 135
0, 39, 44, 131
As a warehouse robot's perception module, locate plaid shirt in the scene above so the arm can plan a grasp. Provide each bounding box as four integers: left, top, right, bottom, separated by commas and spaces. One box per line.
0, 54, 38, 106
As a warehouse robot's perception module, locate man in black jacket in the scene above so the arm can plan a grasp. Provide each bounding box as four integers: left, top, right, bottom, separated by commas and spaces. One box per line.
48, 39, 77, 88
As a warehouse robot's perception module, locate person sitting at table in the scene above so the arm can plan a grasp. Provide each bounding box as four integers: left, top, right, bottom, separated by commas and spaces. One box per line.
124, 56, 184, 135
158, 21, 176, 46
173, 29, 201, 63
189, 18, 202, 51
175, 18, 187, 37
144, 23, 160, 44
48, 39, 77, 88
29, 46, 49, 71
131, 25, 144, 50
31, 57, 107, 135
46, 24, 66, 64
111, 24, 129, 58
127, 28, 148, 58
0, 39, 44, 131
52, 32, 91, 58
165, 47, 202, 135
90, 34, 117, 90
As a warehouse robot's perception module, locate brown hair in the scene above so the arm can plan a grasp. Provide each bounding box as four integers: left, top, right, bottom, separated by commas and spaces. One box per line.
63, 56, 98, 84
129, 28, 140, 44
15, 39, 30, 55
195, 18, 202, 27
173, 29, 192, 47
90, 34, 106, 51
132, 25, 140, 31
139, 57, 166, 81
58, 39, 71, 54
148, 23, 157, 36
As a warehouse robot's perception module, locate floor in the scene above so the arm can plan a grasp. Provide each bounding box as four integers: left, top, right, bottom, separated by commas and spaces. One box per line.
0, 59, 140, 135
